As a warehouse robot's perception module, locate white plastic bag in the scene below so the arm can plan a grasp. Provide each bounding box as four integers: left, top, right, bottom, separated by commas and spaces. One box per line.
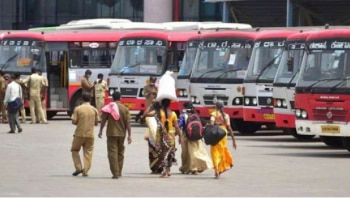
156, 71, 177, 101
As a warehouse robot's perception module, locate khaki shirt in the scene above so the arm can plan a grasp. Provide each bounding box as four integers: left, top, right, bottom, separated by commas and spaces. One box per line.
81, 76, 93, 95
101, 102, 130, 137
42, 76, 48, 87
71, 102, 98, 138
26, 73, 44, 96
143, 84, 157, 108
0, 75, 5, 98
94, 80, 108, 98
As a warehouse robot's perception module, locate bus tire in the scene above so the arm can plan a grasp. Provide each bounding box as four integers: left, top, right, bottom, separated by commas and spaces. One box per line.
46, 111, 57, 120
283, 128, 315, 140
320, 136, 343, 147
341, 137, 350, 152
231, 119, 260, 134
68, 91, 82, 117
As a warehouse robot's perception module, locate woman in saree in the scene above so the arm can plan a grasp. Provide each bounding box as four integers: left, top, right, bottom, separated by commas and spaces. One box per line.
209, 100, 237, 179
178, 102, 213, 174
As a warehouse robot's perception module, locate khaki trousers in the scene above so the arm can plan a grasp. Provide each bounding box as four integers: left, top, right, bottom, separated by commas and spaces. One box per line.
95, 96, 104, 121
0, 99, 8, 122
29, 95, 46, 123
71, 136, 94, 175
107, 136, 125, 177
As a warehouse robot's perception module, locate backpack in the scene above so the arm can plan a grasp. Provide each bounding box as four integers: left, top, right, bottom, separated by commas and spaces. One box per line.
185, 113, 203, 141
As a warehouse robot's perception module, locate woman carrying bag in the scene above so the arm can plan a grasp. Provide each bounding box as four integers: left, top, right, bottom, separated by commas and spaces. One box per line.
209, 100, 237, 179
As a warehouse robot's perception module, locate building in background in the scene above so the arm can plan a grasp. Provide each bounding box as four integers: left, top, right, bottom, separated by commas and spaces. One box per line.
1, 0, 350, 30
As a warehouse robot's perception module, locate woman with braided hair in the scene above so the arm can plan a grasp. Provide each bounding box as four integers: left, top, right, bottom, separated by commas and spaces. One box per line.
209, 100, 237, 179
155, 98, 181, 178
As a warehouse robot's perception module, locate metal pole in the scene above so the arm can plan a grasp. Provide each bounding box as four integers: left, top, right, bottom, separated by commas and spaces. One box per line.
286, 0, 293, 27
223, 1, 228, 22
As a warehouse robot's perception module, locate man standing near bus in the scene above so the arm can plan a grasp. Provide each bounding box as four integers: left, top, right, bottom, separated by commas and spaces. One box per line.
81, 69, 95, 106
94, 73, 108, 122
25, 67, 48, 124
0, 70, 8, 124
36, 69, 48, 121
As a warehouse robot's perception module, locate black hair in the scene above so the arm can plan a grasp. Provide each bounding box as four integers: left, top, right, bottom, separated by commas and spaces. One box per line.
81, 92, 91, 102
14, 72, 20, 79
97, 73, 103, 79
161, 98, 171, 132
0, 70, 4, 76
112, 91, 121, 101
85, 69, 92, 76
215, 100, 226, 124
31, 67, 37, 74
183, 101, 195, 114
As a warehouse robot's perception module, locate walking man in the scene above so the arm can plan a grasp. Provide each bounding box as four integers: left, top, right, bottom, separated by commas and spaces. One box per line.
14, 73, 27, 123
71, 92, 98, 177
3, 73, 23, 133
94, 73, 108, 122
98, 91, 132, 179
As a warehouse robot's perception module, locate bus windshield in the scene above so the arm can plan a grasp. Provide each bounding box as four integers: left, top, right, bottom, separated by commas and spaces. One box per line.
246, 41, 285, 82
178, 41, 198, 77
297, 49, 350, 88
274, 46, 305, 84
110, 39, 167, 75
191, 40, 252, 79
0, 39, 46, 73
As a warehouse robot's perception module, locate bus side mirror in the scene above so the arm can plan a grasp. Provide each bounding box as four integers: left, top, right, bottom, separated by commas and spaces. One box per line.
287, 57, 294, 72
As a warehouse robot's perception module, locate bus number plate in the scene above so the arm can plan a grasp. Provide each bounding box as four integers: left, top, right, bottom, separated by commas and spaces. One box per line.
123, 102, 135, 108
263, 114, 275, 120
321, 125, 340, 134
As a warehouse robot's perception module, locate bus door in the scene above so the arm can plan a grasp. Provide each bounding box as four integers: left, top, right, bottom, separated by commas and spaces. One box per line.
46, 42, 69, 112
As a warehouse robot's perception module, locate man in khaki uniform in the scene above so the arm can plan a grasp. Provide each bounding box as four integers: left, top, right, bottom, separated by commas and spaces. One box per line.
36, 69, 48, 121
94, 73, 108, 122
98, 91, 132, 179
14, 73, 27, 123
71, 92, 98, 177
81, 69, 95, 106
0, 70, 8, 123
25, 68, 47, 124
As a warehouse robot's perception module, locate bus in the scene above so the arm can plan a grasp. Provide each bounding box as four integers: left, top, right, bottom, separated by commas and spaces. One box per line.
108, 29, 199, 117
272, 31, 315, 140
243, 30, 297, 133
294, 28, 350, 150
188, 30, 256, 132
0, 30, 126, 119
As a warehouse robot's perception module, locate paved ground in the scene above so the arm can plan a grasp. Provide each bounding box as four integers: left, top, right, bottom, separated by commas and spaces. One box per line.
0, 113, 349, 197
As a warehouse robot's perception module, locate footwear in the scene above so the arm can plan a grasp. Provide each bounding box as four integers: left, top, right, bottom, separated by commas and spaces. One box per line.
18, 128, 23, 133
191, 170, 198, 175
82, 174, 88, 177
160, 173, 169, 178
72, 170, 83, 176
215, 172, 220, 179
7, 130, 15, 134
112, 176, 119, 179
41, 122, 48, 124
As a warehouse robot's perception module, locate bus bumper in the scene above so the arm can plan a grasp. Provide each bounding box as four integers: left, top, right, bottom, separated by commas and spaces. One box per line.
274, 113, 295, 128
243, 107, 275, 123
296, 120, 350, 136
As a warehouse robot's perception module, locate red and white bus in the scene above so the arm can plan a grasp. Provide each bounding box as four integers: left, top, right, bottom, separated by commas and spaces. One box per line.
272, 31, 316, 140
243, 30, 297, 133
295, 28, 350, 150
0, 30, 125, 119
188, 30, 257, 132
108, 29, 199, 115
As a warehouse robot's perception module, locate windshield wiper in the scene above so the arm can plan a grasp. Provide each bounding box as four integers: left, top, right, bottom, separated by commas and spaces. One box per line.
304, 78, 341, 92
196, 68, 223, 79
0, 54, 18, 70
327, 78, 348, 93
119, 62, 141, 75
255, 53, 282, 83
214, 68, 243, 81
286, 69, 300, 89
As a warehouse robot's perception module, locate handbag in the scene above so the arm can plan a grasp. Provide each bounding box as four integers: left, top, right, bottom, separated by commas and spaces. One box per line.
203, 124, 226, 146
7, 97, 23, 113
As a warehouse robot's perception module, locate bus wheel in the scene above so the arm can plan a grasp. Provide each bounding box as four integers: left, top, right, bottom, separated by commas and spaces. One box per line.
231, 119, 260, 134
341, 137, 350, 152
283, 128, 315, 140
46, 111, 57, 120
320, 136, 343, 147
68, 91, 82, 116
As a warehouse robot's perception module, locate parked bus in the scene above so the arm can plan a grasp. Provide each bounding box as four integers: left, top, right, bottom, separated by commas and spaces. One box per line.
0, 30, 125, 119
272, 31, 316, 139
243, 30, 297, 133
189, 30, 256, 132
108, 29, 199, 117
294, 28, 350, 150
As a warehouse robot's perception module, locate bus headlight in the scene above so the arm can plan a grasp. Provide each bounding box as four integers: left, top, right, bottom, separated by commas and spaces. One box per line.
245, 98, 250, 105
276, 99, 282, 107
301, 110, 308, 119
295, 109, 301, 117
195, 98, 200, 104
179, 90, 184, 96
282, 100, 287, 108
235, 98, 240, 105
252, 98, 257, 105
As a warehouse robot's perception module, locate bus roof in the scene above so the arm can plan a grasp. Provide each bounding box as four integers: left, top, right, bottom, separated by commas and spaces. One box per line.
57, 22, 165, 30
64, 18, 132, 25
43, 30, 127, 42
255, 30, 298, 40
2, 31, 46, 40
199, 30, 257, 40
120, 30, 199, 42
286, 31, 313, 41
306, 29, 350, 41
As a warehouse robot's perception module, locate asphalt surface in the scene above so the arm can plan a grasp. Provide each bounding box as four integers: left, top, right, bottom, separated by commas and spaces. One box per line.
0, 112, 349, 197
